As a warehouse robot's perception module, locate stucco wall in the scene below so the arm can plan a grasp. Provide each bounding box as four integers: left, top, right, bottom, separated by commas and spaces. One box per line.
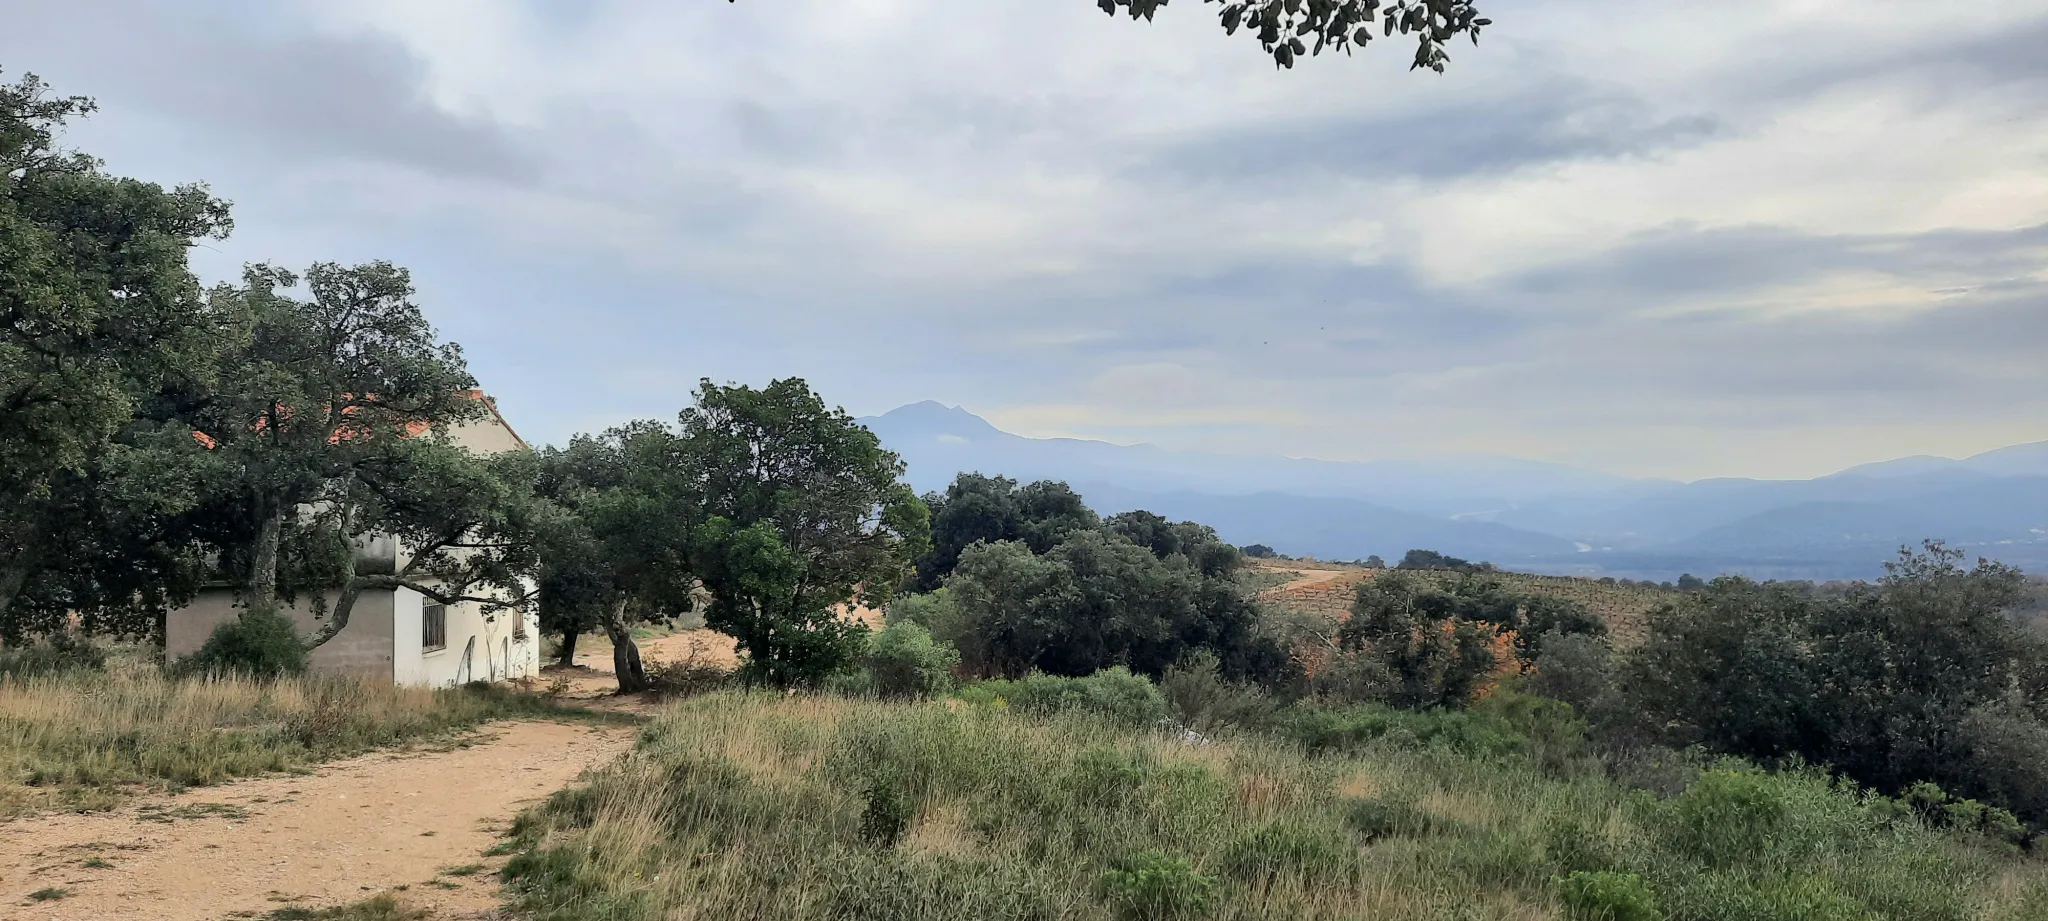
391, 587, 540, 688
165, 588, 396, 683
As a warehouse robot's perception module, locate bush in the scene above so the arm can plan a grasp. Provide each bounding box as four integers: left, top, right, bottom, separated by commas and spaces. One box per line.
866, 621, 961, 699
955, 668, 1170, 728
1276, 702, 1526, 759
859, 775, 914, 847
1222, 820, 1356, 885
645, 656, 732, 698
1159, 651, 1277, 733
1097, 851, 1215, 921
1557, 871, 1662, 921
1525, 633, 1616, 714
175, 607, 309, 679
0, 633, 107, 678
1306, 649, 1395, 706
1661, 769, 1788, 868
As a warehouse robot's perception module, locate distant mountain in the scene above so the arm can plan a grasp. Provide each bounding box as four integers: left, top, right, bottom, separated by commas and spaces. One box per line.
1073, 483, 1581, 563
862, 401, 1650, 516
1832, 441, 2048, 479
860, 402, 2048, 581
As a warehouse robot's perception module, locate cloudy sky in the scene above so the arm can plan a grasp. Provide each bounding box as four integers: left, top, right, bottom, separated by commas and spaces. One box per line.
6, 0, 2045, 480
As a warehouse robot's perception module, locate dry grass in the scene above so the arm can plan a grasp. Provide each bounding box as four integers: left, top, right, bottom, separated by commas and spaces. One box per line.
0, 668, 612, 815
501, 692, 2048, 921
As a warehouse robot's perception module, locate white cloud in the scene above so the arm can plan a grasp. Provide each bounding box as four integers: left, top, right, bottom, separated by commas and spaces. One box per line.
6, 0, 2046, 479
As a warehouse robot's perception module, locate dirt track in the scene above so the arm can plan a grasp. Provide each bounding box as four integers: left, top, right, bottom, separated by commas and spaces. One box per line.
0, 721, 631, 920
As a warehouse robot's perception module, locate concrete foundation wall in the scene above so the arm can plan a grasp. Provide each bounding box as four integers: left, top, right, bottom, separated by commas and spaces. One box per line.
165, 589, 396, 684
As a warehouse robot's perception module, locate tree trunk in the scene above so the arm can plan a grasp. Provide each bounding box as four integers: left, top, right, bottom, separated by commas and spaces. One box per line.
302, 496, 363, 652
248, 500, 284, 612
556, 629, 579, 669
0, 554, 34, 642
603, 597, 648, 693
303, 583, 360, 651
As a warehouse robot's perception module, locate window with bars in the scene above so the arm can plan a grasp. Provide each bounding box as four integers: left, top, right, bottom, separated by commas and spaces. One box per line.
423, 603, 447, 652
513, 609, 528, 640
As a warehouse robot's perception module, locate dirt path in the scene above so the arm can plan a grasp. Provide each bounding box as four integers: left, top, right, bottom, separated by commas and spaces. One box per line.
0, 721, 632, 921
1275, 568, 1354, 592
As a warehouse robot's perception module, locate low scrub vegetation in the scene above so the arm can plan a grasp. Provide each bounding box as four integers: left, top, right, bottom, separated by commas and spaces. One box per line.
0, 665, 592, 814
502, 692, 2048, 921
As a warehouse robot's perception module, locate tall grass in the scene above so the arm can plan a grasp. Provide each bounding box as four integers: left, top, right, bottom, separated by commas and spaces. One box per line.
0, 668, 600, 815
503, 692, 2048, 921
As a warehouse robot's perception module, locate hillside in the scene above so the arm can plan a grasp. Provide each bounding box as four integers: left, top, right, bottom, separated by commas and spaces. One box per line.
1247, 560, 1680, 646
500, 691, 2048, 921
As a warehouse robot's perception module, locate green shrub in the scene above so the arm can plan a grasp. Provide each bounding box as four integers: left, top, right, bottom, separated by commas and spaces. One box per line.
0, 633, 107, 677
1543, 814, 1619, 875
1070, 745, 1149, 806
866, 621, 960, 699
956, 668, 1170, 728
1159, 651, 1278, 733
1662, 769, 1787, 868
1097, 851, 1215, 921
1557, 871, 1662, 921
1221, 820, 1357, 885
1276, 702, 1526, 758
175, 607, 309, 679
859, 775, 914, 847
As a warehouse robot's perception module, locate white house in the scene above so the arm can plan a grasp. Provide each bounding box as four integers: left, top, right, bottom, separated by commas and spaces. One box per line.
163, 391, 543, 687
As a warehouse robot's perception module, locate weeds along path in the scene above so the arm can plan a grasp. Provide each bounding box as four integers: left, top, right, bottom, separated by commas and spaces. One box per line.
0, 720, 632, 921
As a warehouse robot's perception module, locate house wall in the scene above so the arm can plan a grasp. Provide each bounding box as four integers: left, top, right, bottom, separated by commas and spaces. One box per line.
447, 403, 527, 455
391, 586, 541, 688
165, 588, 397, 684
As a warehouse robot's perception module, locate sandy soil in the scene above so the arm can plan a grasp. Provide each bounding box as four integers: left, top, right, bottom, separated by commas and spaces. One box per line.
0, 721, 632, 921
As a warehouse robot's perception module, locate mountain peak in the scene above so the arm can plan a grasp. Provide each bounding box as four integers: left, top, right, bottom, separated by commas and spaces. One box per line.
867, 401, 1003, 437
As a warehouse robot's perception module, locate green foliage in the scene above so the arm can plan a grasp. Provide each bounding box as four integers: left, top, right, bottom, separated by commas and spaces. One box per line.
913, 473, 1098, 590
1097, 851, 1216, 920
0, 69, 233, 638
1221, 820, 1356, 885
955, 668, 1170, 727
1620, 542, 2048, 826
1661, 769, 1789, 868
1341, 570, 1511, 709
1397, 548, 1491, 573
932, 483, 1288, 685
1158, 651, 1278, 733
175, 607, 310, 679
182, 260, 483, 622
1344, 794, 1454, 842
865, 621, 961, 699
0, 632, 106, 677
501, 691, 2043, 921
858, 774, 914, 847
1275, 701, 1528, 758
1097, 0, 1491, 73
534, 380, 929, 690
1240, 544, 1276, 559
1557, 871, 1662, 921
680, 379, 930, 687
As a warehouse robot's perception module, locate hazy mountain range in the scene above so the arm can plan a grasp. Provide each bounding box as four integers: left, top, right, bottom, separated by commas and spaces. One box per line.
860, 402, 2048, 581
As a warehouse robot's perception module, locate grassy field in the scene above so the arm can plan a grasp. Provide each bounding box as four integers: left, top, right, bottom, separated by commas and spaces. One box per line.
501, 692, 2048, 921
0, 667, 608, 815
